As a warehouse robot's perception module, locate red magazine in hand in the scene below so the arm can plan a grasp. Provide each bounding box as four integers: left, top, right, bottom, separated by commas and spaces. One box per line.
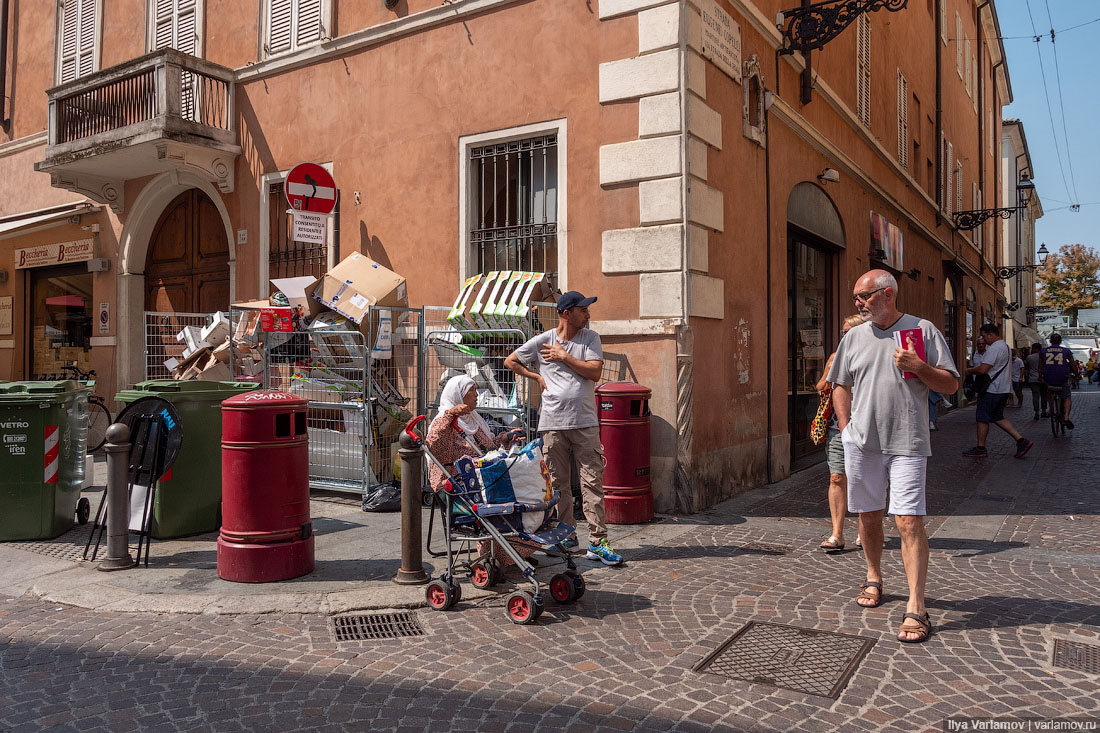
894, 328, 926, 378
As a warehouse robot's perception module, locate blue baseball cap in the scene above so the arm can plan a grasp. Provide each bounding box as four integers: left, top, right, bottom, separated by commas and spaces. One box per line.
557, 291, 597, 312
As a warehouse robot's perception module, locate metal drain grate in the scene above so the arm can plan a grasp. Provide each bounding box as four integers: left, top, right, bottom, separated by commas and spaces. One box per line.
738, 542, 790, 555
1053, 639, 1100, 674
331, 612, 425, 642
695, 622, 875, 699
5, 522, 96, 562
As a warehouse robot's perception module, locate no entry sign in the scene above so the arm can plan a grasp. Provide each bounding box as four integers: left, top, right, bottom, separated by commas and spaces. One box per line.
285, 163, 337, 214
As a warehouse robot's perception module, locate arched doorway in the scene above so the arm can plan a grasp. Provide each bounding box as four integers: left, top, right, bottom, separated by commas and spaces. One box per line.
144, 189, 231, 313
786, 182, 845, 469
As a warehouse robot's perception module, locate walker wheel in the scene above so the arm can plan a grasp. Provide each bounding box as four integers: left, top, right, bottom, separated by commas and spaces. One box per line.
549, 573, 577, 603
76, 498, 91, 525
569, 572, 586, 600
426, 580, 459, 611
469, 562, 499, 589
506, 591, 539, 625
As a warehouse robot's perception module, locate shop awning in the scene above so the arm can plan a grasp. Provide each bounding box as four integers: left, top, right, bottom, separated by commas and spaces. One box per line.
0, 201, 99, 239
1011, 322, 1045, 348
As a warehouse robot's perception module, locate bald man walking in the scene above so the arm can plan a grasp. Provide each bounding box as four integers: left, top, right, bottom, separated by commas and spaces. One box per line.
827, 270, 960, 643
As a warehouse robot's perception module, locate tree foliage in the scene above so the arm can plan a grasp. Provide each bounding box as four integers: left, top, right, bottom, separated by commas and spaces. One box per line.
1036, 243, 1100, 319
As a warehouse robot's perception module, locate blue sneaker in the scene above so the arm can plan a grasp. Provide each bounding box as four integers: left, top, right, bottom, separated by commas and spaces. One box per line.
559, 537, 579, 552
586, 538, 623, 566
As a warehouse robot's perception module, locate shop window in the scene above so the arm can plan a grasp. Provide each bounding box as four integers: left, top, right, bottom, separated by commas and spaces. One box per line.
57, 0, 101, 84
30, 264, 94, 379
468, 133, 558, 277
742, 55, 766, 146
943, 277, 957, 359
263, 0, 330, 58
267, 180, 330, 289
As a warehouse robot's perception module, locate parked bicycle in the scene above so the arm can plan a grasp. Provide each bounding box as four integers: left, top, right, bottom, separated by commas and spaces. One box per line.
61, 364, 112, 452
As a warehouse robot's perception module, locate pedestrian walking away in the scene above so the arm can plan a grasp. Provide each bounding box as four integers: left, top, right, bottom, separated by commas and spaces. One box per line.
504, 291, 623, 566
815, 314, 865, 553
1041, 333, 1077, 429
827, 270, 960, 643
962, 323, 1033, 458
1024, 343, 1047, 419
1010, 349, 1025, 407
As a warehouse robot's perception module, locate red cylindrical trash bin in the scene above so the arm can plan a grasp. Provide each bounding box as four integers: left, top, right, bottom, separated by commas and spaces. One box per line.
596, 382, 653, 524
217, 391, 314, 582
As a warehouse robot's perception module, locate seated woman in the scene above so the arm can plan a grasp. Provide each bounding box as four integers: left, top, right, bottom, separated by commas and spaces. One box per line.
426, 375, 533, 567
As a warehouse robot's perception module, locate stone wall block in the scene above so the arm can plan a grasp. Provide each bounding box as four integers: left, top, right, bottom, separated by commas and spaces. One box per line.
602, 223, 684, 273
600, 135, 682, 186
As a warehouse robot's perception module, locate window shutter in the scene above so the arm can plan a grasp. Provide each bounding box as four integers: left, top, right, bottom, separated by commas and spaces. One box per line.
856, 16, 871, 127
267, 0, 292, 55
973, 184, 981, 247
152, 0, 174, 50
59, 0, 80, 83
972, 52, 979, 112
964, 38, 971, 95
176, 0, 198, 55
956, 14, 962, 77
955, 161, 963, 213
939, 0, 946, 43
945, 140, 953, 215
296, 0, 323, 45
897, 71, 909, 170
77, 0, 96, 78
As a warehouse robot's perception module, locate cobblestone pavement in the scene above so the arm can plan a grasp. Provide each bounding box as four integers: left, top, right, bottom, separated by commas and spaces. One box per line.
2, 391, 1099, 732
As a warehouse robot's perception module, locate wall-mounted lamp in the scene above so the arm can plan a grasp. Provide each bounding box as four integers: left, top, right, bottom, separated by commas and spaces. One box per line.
817, 168, 839, 184
906, 268, 921, 281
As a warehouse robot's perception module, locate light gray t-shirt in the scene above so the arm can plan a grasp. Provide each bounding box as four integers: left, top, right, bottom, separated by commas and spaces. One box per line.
513, 328, 603, 431
1024, 352, 1041, 383
980, 339, 1013, 394
827, 314, 959, 457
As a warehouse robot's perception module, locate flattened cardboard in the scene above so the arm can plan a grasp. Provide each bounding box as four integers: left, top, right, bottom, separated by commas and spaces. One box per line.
308, 252, 407, 324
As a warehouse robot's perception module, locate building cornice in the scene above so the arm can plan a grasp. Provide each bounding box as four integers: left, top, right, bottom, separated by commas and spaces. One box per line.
236, 0, 524, 83
0, 131, 48, 159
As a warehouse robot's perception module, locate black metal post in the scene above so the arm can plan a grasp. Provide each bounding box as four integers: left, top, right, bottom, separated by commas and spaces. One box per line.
393, 431, 428, 585
98, 423, 134, 572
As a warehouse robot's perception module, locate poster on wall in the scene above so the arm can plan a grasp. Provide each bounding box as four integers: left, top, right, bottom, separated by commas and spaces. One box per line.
799, 328, 824, 358
0, 296, 11, 335
870, 213, 903, 272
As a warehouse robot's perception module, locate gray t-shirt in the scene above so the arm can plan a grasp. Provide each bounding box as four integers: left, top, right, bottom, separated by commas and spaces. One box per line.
1024, 352, 1041, 383
826, 314, 959, 457
980, 339, 1013, 394
513, 328, 603, 431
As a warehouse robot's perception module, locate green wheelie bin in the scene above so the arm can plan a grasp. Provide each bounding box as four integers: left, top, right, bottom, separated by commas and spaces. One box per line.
0, 380, 91, 541
114, 380, 257, 539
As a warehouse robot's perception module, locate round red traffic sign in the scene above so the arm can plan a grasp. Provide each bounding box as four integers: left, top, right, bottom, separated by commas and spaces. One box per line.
285, 163, 337, 214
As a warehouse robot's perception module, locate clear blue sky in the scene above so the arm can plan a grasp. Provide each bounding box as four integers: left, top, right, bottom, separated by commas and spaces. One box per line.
999, 1, 1099, 257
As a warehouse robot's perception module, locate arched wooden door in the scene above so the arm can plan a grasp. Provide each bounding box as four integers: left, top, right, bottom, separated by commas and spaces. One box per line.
144, 189, 230, 313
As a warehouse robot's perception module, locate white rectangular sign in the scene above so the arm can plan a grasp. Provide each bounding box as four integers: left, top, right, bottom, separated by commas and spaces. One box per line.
699, 0, 742, 84
14, 238, 94, 269
290, 211, 327, 244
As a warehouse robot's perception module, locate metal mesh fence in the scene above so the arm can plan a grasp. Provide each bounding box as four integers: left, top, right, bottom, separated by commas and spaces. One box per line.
143, 311, 218, 381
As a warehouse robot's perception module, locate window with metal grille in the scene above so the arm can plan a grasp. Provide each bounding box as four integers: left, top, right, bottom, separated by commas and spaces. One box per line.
268, 181, 329, 288
856, 16, 871, 127
264, 0, 328, 58
469, 135, 558, 276
57, 0, 99, 84
896, 70, 909, 170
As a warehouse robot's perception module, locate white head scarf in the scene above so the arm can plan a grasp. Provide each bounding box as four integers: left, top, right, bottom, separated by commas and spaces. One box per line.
436, 375, 492, 437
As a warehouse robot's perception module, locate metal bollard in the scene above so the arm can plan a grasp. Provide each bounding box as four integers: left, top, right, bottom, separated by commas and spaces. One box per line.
393, 430, 428, 585
98, 423, 135, 572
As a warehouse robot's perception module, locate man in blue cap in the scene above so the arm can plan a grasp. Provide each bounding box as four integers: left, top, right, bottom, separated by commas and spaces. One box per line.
505, 291, 623, 565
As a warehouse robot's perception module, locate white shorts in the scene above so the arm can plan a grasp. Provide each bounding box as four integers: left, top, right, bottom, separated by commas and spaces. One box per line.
840, 429, 928, 515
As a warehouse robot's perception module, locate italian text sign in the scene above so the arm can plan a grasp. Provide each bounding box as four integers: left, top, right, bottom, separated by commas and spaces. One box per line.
699, 0, 742, 84
15, 238, 94, 269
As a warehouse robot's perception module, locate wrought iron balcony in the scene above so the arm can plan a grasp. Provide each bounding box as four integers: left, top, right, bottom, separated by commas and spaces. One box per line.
36, 49, 240, 212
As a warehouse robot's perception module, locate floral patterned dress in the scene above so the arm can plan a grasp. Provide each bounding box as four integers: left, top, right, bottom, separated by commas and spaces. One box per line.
425, 413, 536, 566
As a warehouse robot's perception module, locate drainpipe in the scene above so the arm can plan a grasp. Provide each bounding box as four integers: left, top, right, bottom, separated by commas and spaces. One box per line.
763, 89, 774, 485
673, 0, 694, 513
0, 0, 9, 133
934, 0, 943, 227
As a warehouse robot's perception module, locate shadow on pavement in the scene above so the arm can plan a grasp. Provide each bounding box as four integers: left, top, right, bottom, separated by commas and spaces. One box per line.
929, 594, 1100, 633
928, 537, 1029, 557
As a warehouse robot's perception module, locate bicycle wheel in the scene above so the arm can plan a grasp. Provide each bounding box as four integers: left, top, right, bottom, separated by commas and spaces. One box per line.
86, 400, 111, 452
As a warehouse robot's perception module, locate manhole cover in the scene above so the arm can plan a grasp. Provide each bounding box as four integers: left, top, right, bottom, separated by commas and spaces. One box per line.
6, 522, 96, 562
1053, 639, 1100, 674
331, 612, 425, 642
695, 622, 875, 699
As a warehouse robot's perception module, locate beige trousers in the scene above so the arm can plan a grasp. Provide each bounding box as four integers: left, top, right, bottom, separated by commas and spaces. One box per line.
542, 427, 607, 541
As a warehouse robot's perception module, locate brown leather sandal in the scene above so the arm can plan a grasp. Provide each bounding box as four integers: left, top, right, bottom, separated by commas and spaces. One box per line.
897, 612, 933, 643
855, 581, 884, 608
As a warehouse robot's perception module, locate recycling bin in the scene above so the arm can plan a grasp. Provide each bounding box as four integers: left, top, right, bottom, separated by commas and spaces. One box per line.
0, 380, 91, 541
115, 380, 257, 539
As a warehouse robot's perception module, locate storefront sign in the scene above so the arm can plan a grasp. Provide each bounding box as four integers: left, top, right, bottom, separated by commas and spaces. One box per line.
98, 301, 110, 334
14, 238, 94, 269
291, 210, 328, 244
799, 328, 824, 358
0, 296, 11, 335
699, 0, 742, 84
870, 213, 904, 272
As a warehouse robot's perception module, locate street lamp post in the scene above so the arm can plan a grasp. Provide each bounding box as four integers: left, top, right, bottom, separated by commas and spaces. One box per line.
1015, 173, 1036, 310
